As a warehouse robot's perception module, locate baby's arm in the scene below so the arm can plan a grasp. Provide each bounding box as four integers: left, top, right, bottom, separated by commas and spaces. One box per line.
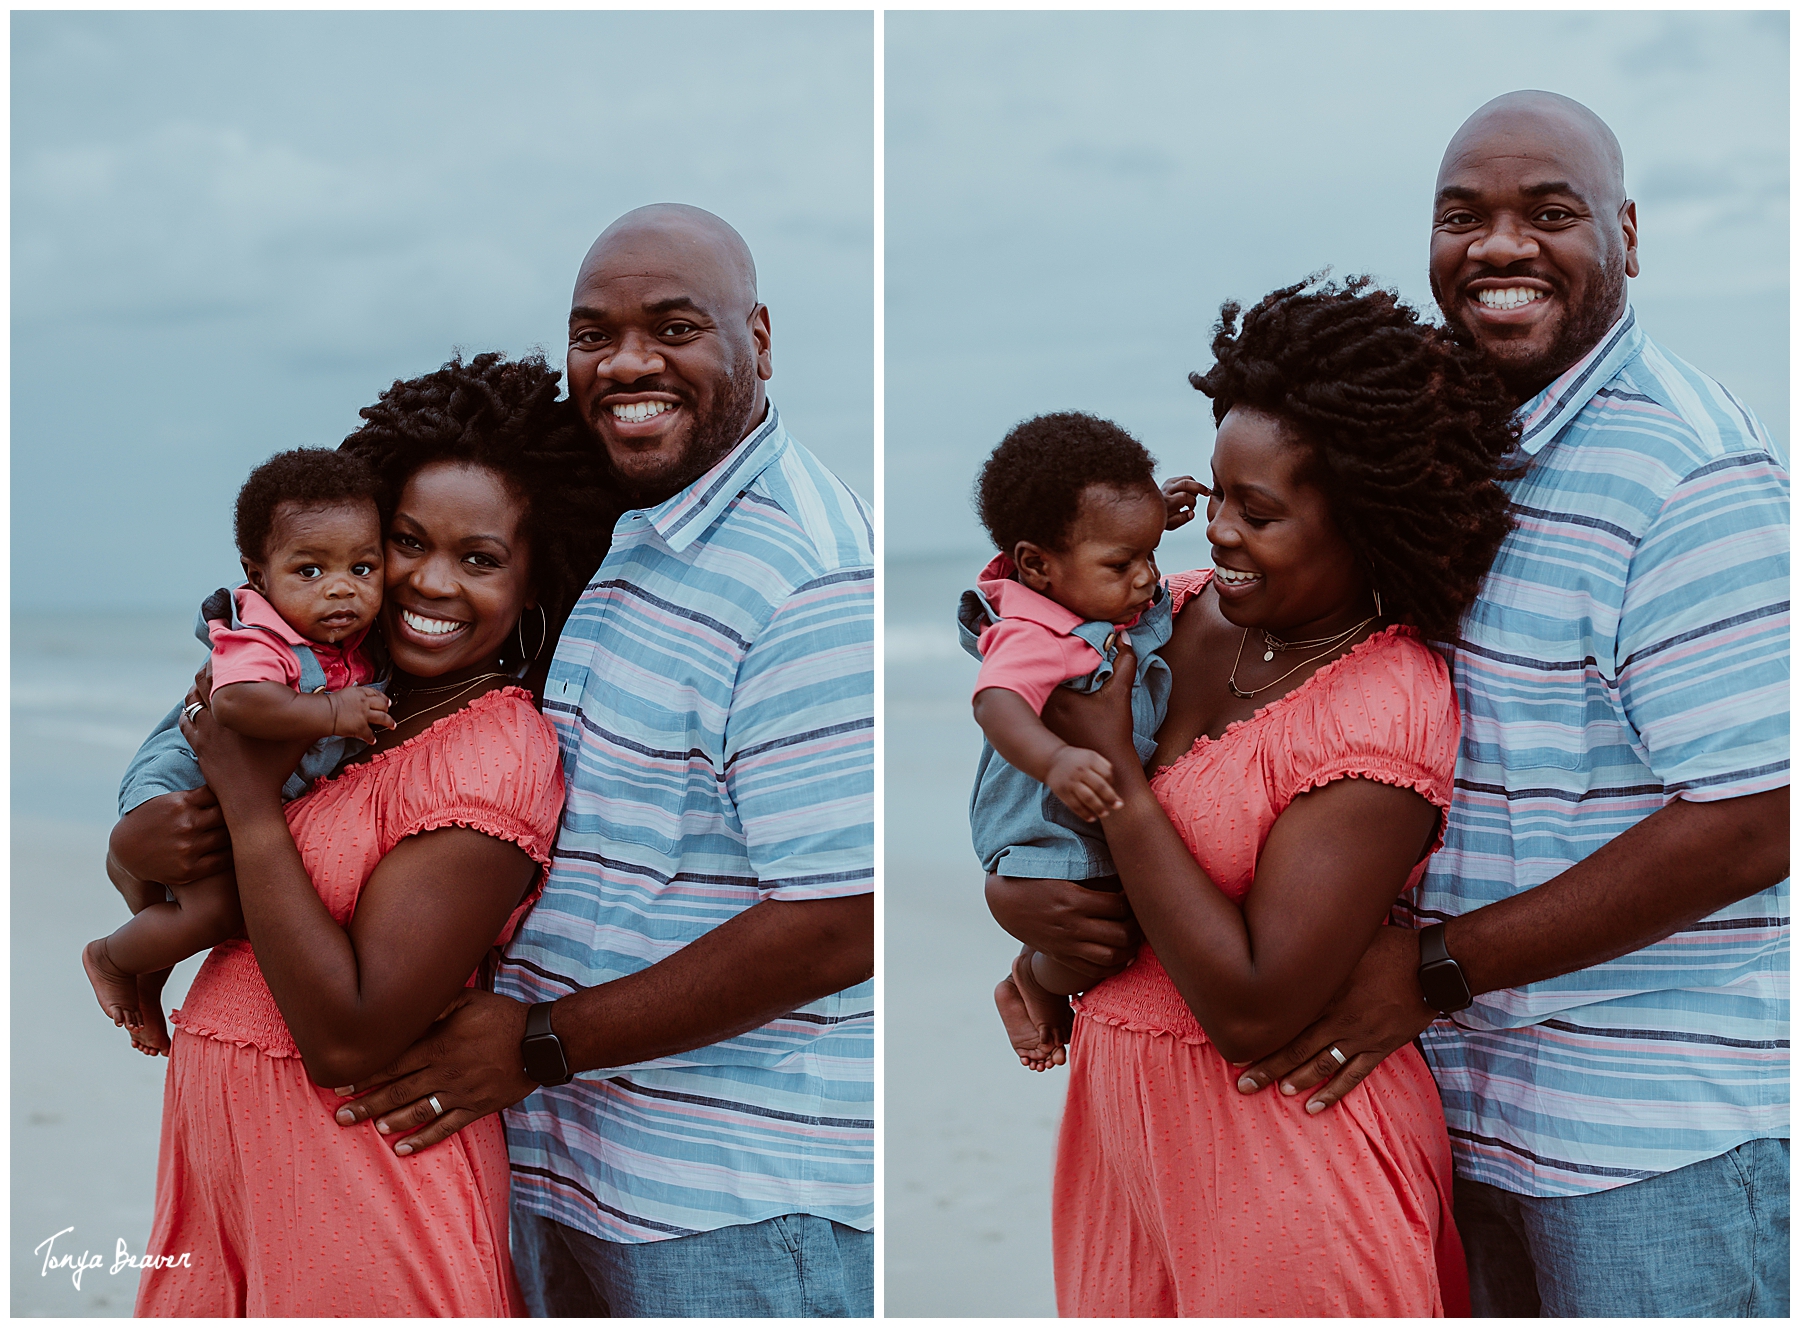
210, 682, 395, 744
973, 687, 1122, 822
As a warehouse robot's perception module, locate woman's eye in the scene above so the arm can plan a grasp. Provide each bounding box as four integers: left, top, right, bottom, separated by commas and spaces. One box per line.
390, 533, 422, 551
463, 553, 499, 569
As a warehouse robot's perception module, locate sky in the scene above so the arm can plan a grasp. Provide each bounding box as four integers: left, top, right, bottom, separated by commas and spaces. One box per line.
885, 10, 1789, 570
12, 11, 874, 611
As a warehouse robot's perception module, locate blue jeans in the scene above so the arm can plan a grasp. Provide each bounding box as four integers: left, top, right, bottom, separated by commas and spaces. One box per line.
511, 1202, 874, 1317
1456, 1137, 1788, 1316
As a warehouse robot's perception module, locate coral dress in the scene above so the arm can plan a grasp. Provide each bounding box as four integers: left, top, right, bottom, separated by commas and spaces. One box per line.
1052, 572, 1468, 1317
135, 687, 563, 1317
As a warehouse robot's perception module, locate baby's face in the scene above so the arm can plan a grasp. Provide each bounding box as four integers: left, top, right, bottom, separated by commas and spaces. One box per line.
1021, 483, 1164, 624
246, 499, 385, 644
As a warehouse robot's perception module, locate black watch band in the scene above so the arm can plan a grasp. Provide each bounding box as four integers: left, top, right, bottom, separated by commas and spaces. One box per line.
521, 1000, 574, 1087
1416, 923, 1474, 1016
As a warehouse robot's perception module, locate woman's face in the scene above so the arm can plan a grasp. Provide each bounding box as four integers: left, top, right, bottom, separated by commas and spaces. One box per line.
1206, 406, 1369, 636
382, 461, 534, 681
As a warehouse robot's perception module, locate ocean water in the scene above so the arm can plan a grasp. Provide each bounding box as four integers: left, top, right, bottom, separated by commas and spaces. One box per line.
13, 609, 209, 1316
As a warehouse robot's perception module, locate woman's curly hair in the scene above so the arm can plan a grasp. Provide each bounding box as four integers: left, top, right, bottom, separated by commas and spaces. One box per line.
338, 351, 623, 686
1189, 274, 1520, 641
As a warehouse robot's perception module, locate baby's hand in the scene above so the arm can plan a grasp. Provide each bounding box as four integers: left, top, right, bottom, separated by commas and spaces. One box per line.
1046, 745, 1120, 822
330, 686, 396, 743
1161, 475, 1210, 531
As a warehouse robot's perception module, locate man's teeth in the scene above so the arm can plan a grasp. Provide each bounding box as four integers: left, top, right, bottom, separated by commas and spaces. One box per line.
1214, 567, 1260, 585
611, 400, 675, 423
1476, 287, 1547, 310
402, 610, 464, 637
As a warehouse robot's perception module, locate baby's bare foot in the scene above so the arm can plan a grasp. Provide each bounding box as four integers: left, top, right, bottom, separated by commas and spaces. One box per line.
82, 939, 142, 1032
129, 969, 172, 1056
995, 975, 1063, 1071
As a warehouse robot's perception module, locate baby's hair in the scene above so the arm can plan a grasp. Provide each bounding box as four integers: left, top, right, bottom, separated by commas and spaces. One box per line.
234, 448, 385, 564
1189, 274, 1519, 641
975, 412, 1158, 555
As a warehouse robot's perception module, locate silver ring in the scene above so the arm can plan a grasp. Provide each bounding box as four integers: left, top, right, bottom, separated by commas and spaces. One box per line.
1326, 1045, 1348, 1068
183, 701, 206, 723
428, 1094, 445, 1118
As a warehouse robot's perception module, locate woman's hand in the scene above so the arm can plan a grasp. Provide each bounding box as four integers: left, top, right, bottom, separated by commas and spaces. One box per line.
1041, 643, 1140, 770
179, 703, 310, 819
985, 874, 1139, 988
108, 788, 231, 889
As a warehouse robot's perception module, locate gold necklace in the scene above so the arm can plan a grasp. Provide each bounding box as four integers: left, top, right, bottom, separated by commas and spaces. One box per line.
1227, 616, 1376, 699
390, 672, 507, 729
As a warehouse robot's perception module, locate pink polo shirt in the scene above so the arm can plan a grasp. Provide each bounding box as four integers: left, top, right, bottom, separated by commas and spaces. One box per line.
969, 553, 1137, 715
208, 586, 376, 693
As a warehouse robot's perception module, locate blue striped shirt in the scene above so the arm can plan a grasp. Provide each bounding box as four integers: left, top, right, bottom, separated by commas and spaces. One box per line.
1406, 308, 1789, 1198
498, 406, 874, 1241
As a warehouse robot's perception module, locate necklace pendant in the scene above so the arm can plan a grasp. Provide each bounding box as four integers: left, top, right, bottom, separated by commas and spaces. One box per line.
1262, 649, 1276, 662
1228, 680, 1254, 700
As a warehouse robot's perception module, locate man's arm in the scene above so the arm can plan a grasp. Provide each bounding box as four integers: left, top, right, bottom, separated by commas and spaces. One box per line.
332, 892, 872, 1150
1238, 787, 1788, 1110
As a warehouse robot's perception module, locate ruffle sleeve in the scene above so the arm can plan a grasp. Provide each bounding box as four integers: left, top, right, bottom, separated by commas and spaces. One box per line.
1272, 629, 1460, 837
376, 687, 566, 944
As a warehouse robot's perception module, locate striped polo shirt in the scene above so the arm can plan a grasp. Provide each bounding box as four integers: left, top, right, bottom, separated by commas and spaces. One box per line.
497, 405, 874, 1241
1405, 308, 1789, 1198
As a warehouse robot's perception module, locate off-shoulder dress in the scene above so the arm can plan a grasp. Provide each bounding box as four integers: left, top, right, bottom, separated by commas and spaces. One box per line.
1051, 571, 1468, 1317
134, 687, 563, 1317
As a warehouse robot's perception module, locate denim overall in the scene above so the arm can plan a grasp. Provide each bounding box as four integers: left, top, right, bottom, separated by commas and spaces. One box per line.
959, 579, 1174, 882
117, 587, 383, 816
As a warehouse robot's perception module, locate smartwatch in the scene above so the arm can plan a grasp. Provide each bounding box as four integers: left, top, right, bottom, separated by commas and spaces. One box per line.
1416, 923, 1473, 1016
521, 1001, 574, 1087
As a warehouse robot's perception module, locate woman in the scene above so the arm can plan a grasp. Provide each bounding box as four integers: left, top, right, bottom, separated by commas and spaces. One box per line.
990, 277, 1518, 1316
109, 353, 619, 1315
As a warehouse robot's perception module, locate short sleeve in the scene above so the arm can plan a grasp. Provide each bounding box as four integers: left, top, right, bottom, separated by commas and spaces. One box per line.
382, 689, 566, 942
210, 623, 303, 690
972, 617, 1102, 713
1278, 631, 1461, 824
724, 567, 873, 902
1616, 450, 1789, 801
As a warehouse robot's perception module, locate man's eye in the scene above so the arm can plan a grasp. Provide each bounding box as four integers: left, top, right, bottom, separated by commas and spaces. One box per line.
1536, 207, 1573, 223
570, 329, 607, 347
1440, 210, 1478, 226
661, 321, 696, 338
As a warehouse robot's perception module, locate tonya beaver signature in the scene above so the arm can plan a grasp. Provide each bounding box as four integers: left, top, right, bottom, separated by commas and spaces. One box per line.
33, 1227, 192, 1290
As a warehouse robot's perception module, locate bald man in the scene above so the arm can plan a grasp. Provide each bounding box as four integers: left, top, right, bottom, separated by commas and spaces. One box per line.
336, 205, 875, 1316
1234, 92, 1789, 1315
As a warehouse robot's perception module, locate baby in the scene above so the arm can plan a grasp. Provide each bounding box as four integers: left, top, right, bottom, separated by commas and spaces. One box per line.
960, 413, 1176, 1069
84, 448, 395, 1053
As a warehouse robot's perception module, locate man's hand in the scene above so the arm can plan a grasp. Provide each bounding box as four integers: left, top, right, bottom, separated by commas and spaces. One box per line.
1233, 925, 1435, 1113
332, 988, 536, 1155
985, 873, 1140, 988
1160, 475, 1211, 531
1046, 745, 1121, 822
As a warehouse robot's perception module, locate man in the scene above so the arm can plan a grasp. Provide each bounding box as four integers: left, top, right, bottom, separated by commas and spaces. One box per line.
1229, 91, 1787, 1315
335, 204, 875, 1314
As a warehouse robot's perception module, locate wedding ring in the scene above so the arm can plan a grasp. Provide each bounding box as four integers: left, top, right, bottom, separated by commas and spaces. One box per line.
428, 1094, 445, 1118
183, 701, 206, 723
1326, 1045, 1348, 1068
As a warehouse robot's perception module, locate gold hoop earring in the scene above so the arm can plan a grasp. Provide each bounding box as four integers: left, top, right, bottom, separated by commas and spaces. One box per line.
1373, 587, 1383, 618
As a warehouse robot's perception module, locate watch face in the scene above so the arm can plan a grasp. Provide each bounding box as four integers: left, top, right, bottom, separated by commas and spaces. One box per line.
524, 1034, 571, 1085
1420, 960, 1473, 1014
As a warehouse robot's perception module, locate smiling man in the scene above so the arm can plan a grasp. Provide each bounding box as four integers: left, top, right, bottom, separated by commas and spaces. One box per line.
336, 205, 875, 1316
1236, 92, 1789, 1316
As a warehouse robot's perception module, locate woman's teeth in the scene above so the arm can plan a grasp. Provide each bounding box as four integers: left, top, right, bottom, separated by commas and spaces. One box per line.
612, 401, 674, 423
1476, 287, 1547, 310
1214, 566, 1260, 586
401, 609, 465, 637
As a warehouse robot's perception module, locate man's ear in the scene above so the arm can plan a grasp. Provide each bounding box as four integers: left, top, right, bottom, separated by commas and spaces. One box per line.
1013, 541, 1054, 594
241, 556, 267, 595
1620, 199, 1639, 279
750, 304, 773, 383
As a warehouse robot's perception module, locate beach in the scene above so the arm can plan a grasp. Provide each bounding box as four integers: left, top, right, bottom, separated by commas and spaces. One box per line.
12, 611, 213, 1315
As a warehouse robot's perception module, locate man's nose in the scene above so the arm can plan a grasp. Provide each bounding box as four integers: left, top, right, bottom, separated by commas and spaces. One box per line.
601, 330, 666, 383
1467, 214, 1539, 268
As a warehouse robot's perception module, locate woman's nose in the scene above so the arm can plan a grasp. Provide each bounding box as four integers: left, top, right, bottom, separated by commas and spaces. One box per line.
408, 555, 459, 597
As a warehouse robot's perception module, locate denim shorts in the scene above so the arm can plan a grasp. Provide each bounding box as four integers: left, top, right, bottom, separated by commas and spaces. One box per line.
1456, 1136, 1788, 1316
511, 1202, 874, 1317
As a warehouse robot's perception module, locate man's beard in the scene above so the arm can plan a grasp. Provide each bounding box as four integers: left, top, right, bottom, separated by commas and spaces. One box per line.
613, 356, 760, 508
1438, 249, 1626, 402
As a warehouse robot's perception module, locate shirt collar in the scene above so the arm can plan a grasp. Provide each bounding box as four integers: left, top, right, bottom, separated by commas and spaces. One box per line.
973, 553, 1087, 635
1513, 306, 1643, 456
233, 584, 367, 656
644, 403, 787, 553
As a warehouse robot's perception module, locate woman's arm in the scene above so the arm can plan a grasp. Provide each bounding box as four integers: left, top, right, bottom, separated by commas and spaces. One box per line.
1043, 646, 1439, 1064
181, 708, 539, 1087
